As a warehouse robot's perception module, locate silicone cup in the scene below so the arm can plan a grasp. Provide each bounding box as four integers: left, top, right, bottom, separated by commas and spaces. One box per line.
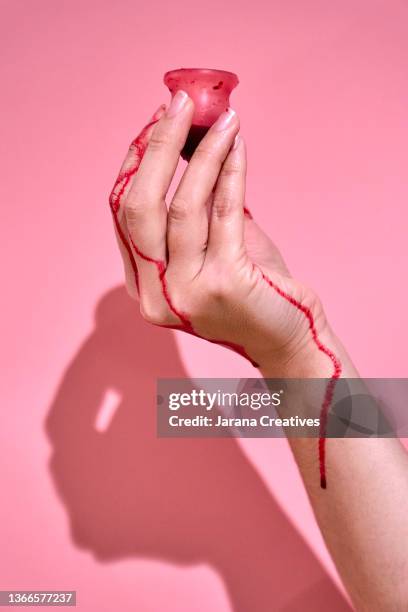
163, 68, 239, 160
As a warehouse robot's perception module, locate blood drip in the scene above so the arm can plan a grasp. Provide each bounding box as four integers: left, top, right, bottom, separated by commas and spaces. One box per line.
109, 70, 342, 489
260, 271, 342, 488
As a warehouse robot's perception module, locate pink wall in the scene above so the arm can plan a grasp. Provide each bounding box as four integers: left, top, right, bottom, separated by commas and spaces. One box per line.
1, 0, 407, 609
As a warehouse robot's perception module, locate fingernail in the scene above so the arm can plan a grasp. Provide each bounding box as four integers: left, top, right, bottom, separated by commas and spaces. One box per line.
213, 108, 236, 131
232, 134, 241, 150
166, 90, 189, 117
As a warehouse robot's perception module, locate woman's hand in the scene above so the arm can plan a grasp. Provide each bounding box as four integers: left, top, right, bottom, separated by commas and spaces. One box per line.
110, 91, 337, 376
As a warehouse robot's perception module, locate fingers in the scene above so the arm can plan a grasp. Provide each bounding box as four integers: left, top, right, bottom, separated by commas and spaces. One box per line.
123, 92, 194, 313
125, 91, 194, 264
167, 108, 240, 279
206, 134, 246, 261
110, 104, 166, 297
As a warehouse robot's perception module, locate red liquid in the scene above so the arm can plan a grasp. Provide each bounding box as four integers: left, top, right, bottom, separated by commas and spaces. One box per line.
181, 124, 210, 161
260, 270, 342, 488
164, 68, 239, 160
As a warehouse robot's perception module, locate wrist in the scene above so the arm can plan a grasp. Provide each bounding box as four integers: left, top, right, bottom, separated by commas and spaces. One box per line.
258, 325, 342, 379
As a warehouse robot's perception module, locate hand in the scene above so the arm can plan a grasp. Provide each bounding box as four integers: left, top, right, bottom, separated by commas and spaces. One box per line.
109, 91, 339, 376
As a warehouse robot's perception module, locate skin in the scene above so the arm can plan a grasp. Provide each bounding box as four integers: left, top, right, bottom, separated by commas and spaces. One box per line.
110, 91, 408, 611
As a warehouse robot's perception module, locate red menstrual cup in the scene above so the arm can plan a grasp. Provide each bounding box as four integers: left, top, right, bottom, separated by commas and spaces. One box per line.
164, 68, 239, 160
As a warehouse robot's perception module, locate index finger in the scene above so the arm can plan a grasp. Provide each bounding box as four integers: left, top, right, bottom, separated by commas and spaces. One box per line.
109, 104, 166, 297
124, 91, 194, 263
166, 108, 240, 278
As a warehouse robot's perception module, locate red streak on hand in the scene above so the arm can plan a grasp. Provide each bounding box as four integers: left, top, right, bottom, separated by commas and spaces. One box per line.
109, 117, 341, 488
260, 271, 342, 488
109, 114, 162, 292
129, 233, 258, 364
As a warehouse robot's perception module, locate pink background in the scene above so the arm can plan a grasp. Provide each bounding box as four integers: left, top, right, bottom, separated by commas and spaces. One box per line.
1, 0, 408, 610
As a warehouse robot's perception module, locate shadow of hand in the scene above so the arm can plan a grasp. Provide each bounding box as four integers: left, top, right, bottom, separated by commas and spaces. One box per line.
45, 286, 350, 612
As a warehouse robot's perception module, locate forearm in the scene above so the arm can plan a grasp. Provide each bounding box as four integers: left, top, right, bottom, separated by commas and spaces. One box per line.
260, 328, 408, 611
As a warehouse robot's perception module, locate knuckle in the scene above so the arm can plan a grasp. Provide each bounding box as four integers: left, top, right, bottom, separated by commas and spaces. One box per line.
168, 196, 190, 222
212, 192, 236, 218
124, 198, 143, 225
194, 143, 213, 158
139, 300, 166, 326
124, 189, 151, 223
220, 158, 241, 177
194, 144, 220, 164
147, 131, 172, 153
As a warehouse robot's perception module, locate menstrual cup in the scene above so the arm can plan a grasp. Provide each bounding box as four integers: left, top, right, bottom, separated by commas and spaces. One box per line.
164, 68, 239, 160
